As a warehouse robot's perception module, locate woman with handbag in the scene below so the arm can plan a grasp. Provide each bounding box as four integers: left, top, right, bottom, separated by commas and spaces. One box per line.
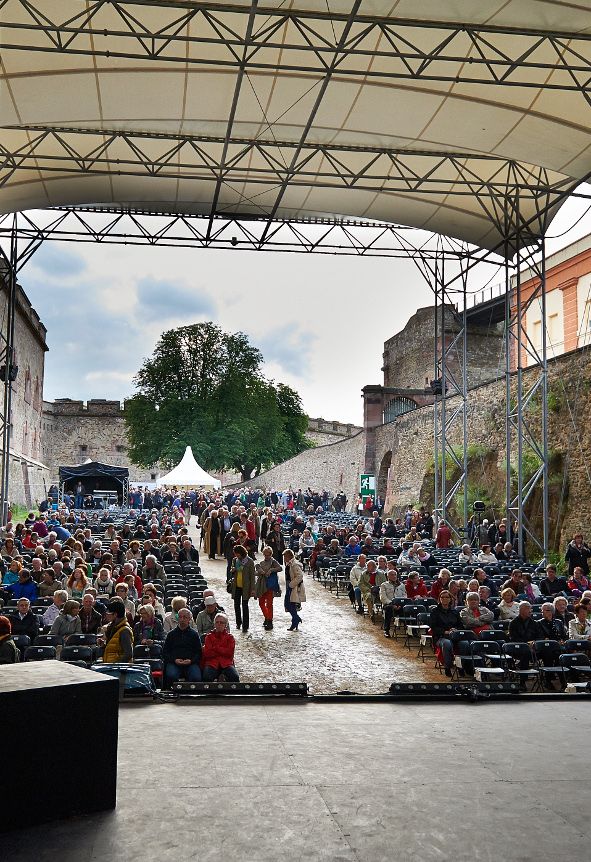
282, 549, 306, 631
255, 546, 283, 631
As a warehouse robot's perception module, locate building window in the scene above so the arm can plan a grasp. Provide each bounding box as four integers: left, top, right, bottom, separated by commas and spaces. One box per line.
384, 397, 417, 423
115, 445, 126, 453
581, 299, 591, 346
548, 313, 559, 345
151, 473, 157, 481
79, 444, 88, 454
532, 319, 542, 350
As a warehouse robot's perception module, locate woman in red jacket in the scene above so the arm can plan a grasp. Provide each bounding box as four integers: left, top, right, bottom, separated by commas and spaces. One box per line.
202, 614, 240, 682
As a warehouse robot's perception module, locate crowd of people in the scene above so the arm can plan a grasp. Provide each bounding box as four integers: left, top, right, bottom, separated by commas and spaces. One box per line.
1, 485, 590, 691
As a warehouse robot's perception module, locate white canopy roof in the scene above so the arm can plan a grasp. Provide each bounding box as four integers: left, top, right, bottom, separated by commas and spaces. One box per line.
1, 2, 591, 252
158, 446, 221, 489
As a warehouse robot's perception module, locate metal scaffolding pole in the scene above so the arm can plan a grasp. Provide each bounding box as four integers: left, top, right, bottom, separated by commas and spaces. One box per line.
0, 216, 18, 522
432, 250, 469, 541
506, 233, 549, 561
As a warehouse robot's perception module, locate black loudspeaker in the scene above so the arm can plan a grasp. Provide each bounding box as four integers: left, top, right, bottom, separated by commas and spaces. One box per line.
473, 501, 486, 512
170, 681, 309, 697
0, 661, 119, 832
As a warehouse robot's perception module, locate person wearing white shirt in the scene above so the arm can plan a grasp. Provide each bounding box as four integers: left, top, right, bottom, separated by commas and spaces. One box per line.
349, 553, 366, 613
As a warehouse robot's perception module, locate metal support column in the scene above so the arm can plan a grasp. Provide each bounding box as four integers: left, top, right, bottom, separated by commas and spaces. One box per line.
0, 217, 18, 523
506, 234, 549, 561
432, 250, 470, 541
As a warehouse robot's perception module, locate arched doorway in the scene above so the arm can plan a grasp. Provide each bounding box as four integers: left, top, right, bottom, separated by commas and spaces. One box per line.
378, 451, 392, 502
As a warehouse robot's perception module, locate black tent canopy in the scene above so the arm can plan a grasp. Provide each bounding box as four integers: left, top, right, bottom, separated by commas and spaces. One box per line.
59, 461, 129, 506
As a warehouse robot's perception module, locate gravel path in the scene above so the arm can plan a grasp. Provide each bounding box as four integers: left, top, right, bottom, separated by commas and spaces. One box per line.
192, 530, 440, 693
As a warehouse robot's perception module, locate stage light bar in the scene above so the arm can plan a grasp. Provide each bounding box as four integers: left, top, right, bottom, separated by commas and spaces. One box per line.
389, 682, 520, 700
170, 682, 309, 697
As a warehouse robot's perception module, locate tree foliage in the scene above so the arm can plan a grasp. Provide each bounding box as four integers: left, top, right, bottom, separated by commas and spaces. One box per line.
124, 322, 312, 480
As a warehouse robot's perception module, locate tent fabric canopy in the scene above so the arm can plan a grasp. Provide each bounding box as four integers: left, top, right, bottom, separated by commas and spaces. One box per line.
58, 462, 129, 483
1, 2, 590, 253
158, 447, 221, 489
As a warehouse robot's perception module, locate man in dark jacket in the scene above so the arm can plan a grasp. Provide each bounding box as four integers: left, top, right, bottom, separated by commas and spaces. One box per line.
178, 539, 200, 566
10, 598, 40, 642
564, 534, 591, 578
163, 608, 202, 682
539, 565, 568, 597
508, 602, 539, 642
4, 569, 38, 602
430, 592, 462, 677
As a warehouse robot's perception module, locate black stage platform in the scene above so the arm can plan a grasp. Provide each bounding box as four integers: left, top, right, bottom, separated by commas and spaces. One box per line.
0, 661, 119, 831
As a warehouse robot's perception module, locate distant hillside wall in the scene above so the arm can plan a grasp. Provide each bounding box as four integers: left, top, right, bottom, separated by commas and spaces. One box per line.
225, 432, 365, 510
374, 346, 591, 551
42, 399, 157, 484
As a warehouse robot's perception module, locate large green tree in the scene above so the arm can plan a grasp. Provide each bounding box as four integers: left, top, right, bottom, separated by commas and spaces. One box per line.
124, 322, 312, 480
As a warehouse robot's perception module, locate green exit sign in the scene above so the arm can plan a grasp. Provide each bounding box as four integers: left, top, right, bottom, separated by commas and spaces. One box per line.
360, 474, 375, 498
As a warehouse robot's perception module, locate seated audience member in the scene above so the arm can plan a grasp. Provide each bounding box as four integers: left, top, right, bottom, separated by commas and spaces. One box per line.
50, 599, 82, 641
195, 595, 220, 642
380, 568, 407, 637
133, 604, 164, 645
2, 559, 22, 586
477, 544, 497, 566
65, 567, 89, 601
43, 589, 68, 627
113, 583, 136, 621
359, 559, 378, 615
536, 602, 567, 641
430, 590, 462, 677
458, 544, 476, 565
508, 601, 539, 642
141, 584, 166, 619
298, 529, 316, 554
503, 542, 518, 562
568, 602, 591, 640
349, 554, 366, 613
417, 546, 437, 573
126, 540, 143, 562
406, 571, 428, 599
191, 589, 225, 619
38, 569, 61, 597
164, 596, 192, 632
518, 572, 541, 602
502, 569, 524, 595
325, 538, 343, 559
4, 567, 38, 602
117, 562, 143, 599
459, 591, 494, 634
10, 597, 40, 642
178, 539, 200, 566
344, 535, 361, 557
162, 607, 202, 682
0, 615, 19, 663
94, 567, 116, 598
498, 588, 519, 620
568, 566, 590, 596
202, 613, 239, 682
540, 565, 568, 597
79, 593, 103, 634
101, 600, 134, 662
474, 568, 498, 596
141, 554, 165, 583
430, 568, 452, 601
553, 596, 574, 629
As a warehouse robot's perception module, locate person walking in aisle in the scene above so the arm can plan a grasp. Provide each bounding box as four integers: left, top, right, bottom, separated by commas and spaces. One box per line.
230, 545, 255, 633
282, 549, 306, 631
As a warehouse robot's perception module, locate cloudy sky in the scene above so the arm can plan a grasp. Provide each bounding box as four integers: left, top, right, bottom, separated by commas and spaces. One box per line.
19, 188, 591, 426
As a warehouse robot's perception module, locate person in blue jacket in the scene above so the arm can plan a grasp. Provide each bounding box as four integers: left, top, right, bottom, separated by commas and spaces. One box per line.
4, 568, 38, 602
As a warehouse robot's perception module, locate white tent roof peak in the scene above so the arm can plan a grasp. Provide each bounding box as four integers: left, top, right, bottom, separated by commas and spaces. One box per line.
158, 447, 221, 489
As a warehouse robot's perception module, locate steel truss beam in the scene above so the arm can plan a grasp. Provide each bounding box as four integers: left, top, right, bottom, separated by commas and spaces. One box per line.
0, 125, 570, 231
505, 236, 549, 561
0, 208, 501, 269
1, 2, 590, 104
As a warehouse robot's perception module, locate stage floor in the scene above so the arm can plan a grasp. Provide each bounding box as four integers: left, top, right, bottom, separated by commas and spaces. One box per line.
6, 698, 590, 861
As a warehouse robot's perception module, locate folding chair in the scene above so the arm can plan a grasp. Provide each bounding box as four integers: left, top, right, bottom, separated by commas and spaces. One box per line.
559, 652, 591, 684
503, 642, 542, 690
60, 645, 94, 667
25, 645, 57, 661
533, 640, 565, 690
470, 640, 505, 682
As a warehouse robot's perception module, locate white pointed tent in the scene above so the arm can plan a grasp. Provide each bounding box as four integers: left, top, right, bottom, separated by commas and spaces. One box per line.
157, 446, 221, 490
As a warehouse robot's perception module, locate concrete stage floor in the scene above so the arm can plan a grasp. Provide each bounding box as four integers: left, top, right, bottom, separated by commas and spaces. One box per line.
5, 698, 590, 861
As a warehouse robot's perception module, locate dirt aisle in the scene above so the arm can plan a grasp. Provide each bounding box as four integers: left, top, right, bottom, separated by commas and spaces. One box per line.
190, 526, 439, 693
